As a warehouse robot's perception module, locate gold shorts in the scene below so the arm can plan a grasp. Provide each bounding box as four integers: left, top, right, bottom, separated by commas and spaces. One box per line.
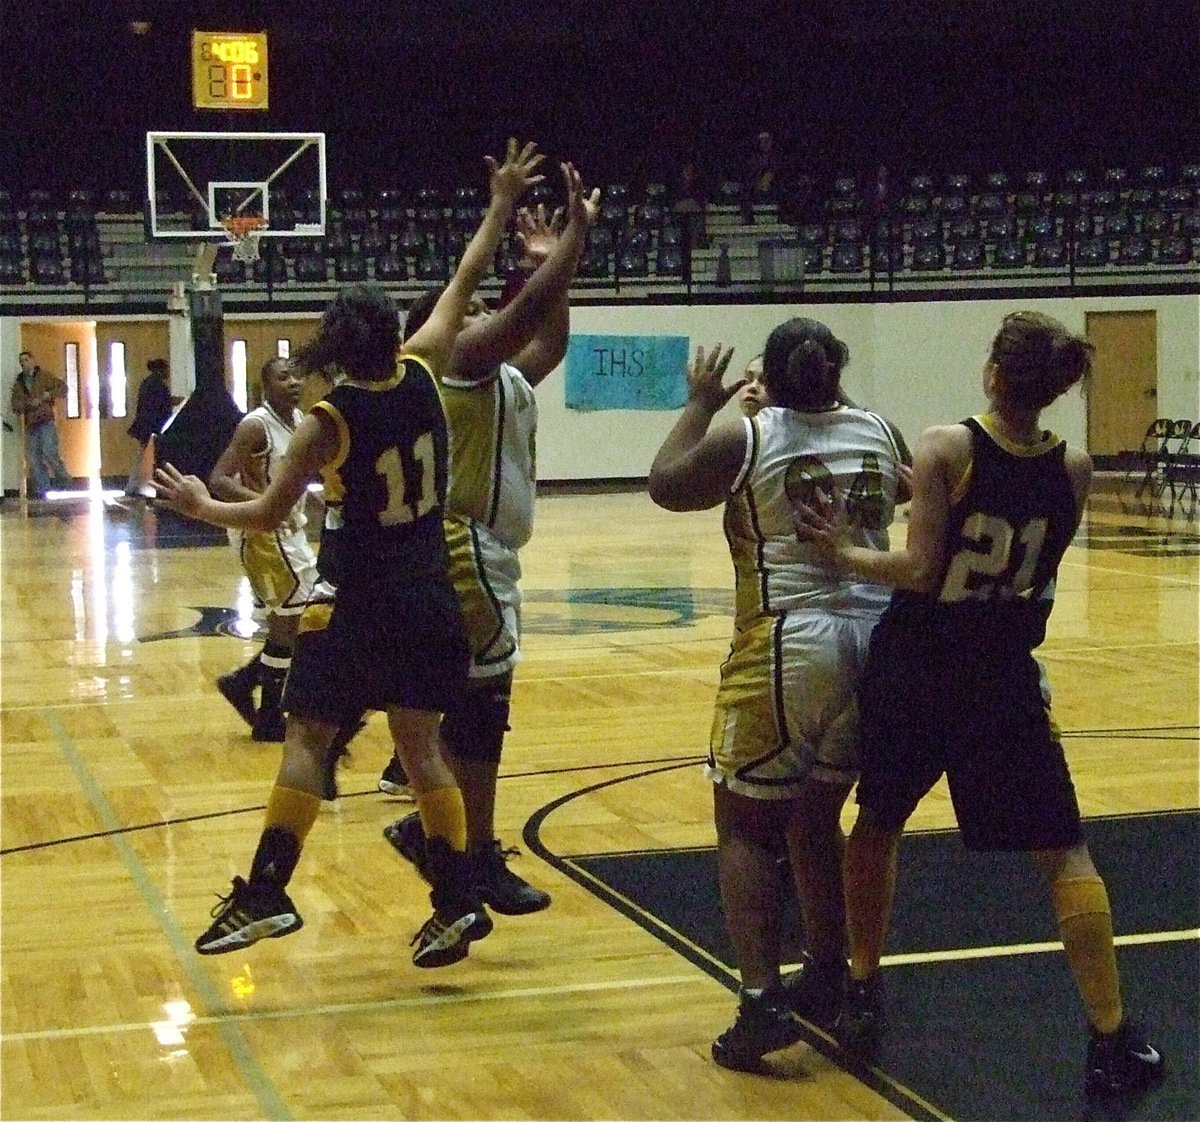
706, 609, 878, 798
445, 515, 521, 679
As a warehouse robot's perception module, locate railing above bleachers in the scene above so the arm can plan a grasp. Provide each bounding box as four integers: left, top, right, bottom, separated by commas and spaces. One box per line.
2, 164, 1199, 313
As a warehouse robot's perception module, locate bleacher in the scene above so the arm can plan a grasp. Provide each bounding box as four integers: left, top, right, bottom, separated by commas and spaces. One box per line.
1, 162, 1198, 310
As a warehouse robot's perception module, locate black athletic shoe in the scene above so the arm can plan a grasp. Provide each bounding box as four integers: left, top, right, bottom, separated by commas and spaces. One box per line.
471, 839, 551, 915
711, 988, 806, 1073
834, 972, 884, 1054
781, 952, 848, 1027
378, 757, 413, 798
250, 709, 286, 742
194, 876, 302, 955
216, 671, 257, 727
1085, 1019, 1164, 1096
383, 812, 430, 879
410, 902, 494, 968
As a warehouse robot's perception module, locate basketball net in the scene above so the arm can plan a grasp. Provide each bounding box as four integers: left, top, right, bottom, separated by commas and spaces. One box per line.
221, 215, 268, 262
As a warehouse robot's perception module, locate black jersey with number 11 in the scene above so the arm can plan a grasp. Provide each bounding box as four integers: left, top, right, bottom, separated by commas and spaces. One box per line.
311, 355, 450, 588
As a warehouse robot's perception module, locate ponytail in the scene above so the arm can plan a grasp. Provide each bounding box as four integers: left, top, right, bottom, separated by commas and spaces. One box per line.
762, 317, 847, 411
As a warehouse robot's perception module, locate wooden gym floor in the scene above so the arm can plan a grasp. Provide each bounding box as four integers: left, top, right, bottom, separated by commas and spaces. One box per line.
1, 480, 1196, 1121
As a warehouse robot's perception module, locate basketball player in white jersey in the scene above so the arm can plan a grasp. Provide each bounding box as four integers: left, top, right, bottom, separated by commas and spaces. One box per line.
210, 357, 335, 744
380, 176, 598, 916
649, 319, 910, 1073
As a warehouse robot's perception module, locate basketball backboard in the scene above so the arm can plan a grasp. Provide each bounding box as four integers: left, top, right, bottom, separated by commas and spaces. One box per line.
145, 130, 327, 241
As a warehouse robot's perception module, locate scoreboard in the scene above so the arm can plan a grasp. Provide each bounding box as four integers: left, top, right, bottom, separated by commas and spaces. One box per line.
192, 31, 269, 110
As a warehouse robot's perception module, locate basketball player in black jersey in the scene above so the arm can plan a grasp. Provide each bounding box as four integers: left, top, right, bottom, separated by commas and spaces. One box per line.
794, 311, 1163, 1096
154, 139, 547, 969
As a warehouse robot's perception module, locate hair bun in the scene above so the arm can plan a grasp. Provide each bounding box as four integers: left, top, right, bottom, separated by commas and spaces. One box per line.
990, 311, 1092, 409
1050, 334, 1093, 380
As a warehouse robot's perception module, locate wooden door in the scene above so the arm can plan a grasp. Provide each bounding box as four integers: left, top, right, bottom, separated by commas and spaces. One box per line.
95, 322, 171, 483
1085, 310, 1158, 457
19, 322, 98, 482
224, 318, 319, 409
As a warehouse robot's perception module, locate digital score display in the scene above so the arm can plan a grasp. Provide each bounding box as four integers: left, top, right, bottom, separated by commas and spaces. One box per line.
192, 31, 268, 110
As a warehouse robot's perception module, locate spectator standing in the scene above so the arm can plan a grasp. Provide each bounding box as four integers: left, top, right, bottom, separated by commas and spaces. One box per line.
9, 350, 71, 499
125, 357, 174, 497
672, 160, 709, 250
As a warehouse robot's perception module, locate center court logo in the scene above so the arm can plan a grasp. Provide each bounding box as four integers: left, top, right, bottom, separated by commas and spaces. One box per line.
139, 587, 735, 642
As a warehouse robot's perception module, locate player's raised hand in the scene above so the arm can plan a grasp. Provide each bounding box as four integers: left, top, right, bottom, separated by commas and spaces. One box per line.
581, 183, 600, 228
560, 161, 600, 229
687, 343, 741, 413
152, 462, 209, 517
485, 138, 545, 206
515, 203, 564, 265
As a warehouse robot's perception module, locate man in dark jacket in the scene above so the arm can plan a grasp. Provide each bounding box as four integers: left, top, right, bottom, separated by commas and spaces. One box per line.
10, 350, 70, 499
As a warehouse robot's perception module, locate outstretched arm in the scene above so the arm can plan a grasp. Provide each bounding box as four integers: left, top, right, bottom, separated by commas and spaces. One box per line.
155, 412, 336, 532
454, 163, 598, 384
405, 138, 544, 373
648, 344, 747, 511
504, 197, 597, 384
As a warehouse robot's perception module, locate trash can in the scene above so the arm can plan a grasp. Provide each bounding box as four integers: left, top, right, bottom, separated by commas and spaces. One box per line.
758, 238, 803, 287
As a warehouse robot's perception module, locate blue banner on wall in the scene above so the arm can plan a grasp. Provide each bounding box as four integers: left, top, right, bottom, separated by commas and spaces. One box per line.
565, 334, 690, 411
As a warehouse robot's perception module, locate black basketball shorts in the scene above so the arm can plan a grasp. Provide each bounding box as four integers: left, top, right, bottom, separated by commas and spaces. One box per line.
854, 613, 1083, 852
283, 578, 469, 725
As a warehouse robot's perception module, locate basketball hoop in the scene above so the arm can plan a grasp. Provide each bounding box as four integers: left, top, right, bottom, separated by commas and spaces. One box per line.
221, 215, 268, 262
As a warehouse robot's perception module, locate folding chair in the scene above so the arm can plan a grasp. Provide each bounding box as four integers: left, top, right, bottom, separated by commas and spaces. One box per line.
1121, 418, 1173, 495
1138, 418, 1192, 498
1163, 419, 1200, 504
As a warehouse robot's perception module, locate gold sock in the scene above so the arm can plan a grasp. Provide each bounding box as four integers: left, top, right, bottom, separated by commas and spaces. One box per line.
416, 785, 467, 851
1052, 875, 1123, 1034
264, 784, 321, 845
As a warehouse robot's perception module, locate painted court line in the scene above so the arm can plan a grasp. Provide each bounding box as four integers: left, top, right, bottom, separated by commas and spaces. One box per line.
43, 710, 292, 1121
1059, 556, 1200, 587
0, 973, 707, 1045
882, 927, 1198, 967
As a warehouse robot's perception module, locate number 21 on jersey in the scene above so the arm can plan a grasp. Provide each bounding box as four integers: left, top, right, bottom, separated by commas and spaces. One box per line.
941, 512, 1048, 601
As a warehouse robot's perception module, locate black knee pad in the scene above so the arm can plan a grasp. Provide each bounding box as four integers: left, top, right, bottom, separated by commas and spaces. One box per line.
441, 676, 511, 762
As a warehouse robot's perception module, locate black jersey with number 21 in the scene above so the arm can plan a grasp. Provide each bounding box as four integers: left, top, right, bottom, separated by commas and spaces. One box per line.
893, 415, 1078, 652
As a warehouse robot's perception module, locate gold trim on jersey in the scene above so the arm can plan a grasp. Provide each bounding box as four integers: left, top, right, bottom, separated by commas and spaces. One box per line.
951, 414, 1063, 505
399, 351, 451, 429
310, 399, 350, 483
949, 460, 973, 506
396, 352, 436, 381
976, 412, 1060, 457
